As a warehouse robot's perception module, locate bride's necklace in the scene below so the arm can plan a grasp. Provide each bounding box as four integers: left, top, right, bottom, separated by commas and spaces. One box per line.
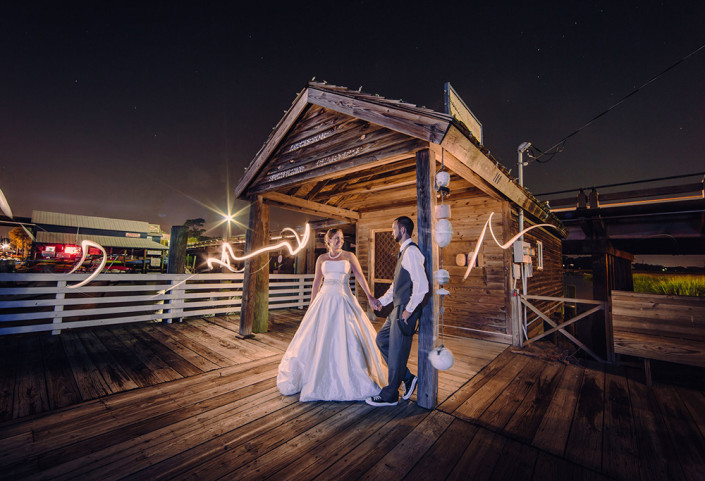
329, 249, 343, 259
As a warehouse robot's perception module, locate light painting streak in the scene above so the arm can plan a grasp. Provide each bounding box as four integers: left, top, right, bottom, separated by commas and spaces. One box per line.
66, 240, 108, 288
206, 224, 310, 272
463, 212, 559, 280
0, 187, 13, 219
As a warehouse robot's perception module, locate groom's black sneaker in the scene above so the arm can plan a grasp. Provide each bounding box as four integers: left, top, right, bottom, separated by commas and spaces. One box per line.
401, 375, 418, 400
365, 395, 398, 407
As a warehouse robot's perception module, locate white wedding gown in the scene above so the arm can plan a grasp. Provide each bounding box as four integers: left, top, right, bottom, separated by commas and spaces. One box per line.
277, 260, 387, 401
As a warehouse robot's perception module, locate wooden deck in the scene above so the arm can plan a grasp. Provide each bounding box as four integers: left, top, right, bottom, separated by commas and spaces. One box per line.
0, 310, 704, 480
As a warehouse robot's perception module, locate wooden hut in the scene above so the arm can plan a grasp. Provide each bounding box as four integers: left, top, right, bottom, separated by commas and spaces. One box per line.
235, 82, 565, 408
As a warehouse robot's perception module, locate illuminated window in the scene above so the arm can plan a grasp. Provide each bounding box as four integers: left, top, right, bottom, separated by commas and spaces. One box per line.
536, 241, 544, 270
65, 246, 80, 255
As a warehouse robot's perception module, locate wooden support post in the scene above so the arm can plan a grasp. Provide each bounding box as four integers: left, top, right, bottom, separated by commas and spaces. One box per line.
506, 204, 523, 347
240, 196, 270, 337
306, 228, 317, 274
167, 226, 188, 274
416, 148, 438, 410
593, 252, 615, 362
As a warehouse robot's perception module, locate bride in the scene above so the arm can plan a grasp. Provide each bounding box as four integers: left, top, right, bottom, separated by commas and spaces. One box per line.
277, 228, 387, 401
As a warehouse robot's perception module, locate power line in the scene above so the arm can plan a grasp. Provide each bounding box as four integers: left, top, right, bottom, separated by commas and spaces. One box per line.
535, 171, 705, 197
530, 42, 705, 164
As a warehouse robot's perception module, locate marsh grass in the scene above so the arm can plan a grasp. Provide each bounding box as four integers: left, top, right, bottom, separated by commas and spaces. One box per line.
633, 273, 705, 297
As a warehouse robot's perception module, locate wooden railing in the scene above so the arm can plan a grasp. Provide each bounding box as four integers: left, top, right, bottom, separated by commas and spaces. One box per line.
0, 273, 348, 336
612, 290, 705, 385
519, 294, 609, 361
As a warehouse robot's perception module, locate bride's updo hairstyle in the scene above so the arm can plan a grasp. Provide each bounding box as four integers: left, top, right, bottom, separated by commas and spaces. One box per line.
324, 228, 344, 251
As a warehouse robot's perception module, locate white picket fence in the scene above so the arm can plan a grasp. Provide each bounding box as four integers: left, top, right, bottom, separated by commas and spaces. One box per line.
0, 272, 352, 336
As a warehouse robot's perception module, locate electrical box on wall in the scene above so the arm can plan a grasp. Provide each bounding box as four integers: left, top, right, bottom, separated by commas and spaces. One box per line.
512, 263, 521, 279
512, 240, 531, 264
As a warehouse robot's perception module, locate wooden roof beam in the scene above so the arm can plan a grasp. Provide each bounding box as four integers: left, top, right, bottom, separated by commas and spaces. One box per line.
438, 127, 563, 232
429, 143, 502, 201
261, 191, 360, 222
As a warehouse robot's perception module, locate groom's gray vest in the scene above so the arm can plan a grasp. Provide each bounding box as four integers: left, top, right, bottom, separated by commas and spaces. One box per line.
392, 242, 419, 310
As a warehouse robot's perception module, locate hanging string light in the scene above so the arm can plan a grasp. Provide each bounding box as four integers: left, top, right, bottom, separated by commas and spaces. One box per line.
429, 149, 454, 371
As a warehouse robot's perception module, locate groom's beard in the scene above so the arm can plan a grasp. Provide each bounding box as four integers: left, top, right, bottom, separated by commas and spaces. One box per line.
394, 233, 402, 242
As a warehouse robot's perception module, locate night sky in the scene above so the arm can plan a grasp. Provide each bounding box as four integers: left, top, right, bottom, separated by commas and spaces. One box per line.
2, 1, 704, 239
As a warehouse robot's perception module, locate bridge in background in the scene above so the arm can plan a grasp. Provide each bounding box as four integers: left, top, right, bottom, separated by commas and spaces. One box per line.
537, 173, 705, 257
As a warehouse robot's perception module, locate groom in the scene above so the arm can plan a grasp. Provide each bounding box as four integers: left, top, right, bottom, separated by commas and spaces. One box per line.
366, 216, 429, 407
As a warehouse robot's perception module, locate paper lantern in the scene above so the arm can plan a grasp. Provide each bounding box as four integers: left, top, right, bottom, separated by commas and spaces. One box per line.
435, 204, 451, 219
428, 347, 455, 370
455, 253, 467, 266
435, 219, 452, 247
436, 171, 451, 188
434, 269, 449, 286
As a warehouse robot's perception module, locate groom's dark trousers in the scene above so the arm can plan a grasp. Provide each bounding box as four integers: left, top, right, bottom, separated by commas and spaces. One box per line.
375, 308, 414, 402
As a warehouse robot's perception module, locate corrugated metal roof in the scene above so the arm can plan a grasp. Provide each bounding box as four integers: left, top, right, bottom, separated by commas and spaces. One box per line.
36, 232, 168, 250
31, 211, 151, 233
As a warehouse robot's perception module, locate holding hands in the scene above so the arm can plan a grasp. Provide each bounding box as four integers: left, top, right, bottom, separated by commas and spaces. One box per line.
368, 296, 382, 311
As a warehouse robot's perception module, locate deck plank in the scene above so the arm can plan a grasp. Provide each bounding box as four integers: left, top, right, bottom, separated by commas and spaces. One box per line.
314, 402, 429, 481
565, 367, 605, 472
487, 436, 537, 481
531, 363, 584, 456
12, 335, 49, 419
268, 401, 421, 481
174, 402, 353, 481
42, 384, 289, 481
40, 335, 81, 411
1, 309, 704, 480
61, 330, 112, 400
627, 377, 686, 481
402, 417, 479, 481
75, 329, 140, 392
150, 322, 234, 367
141, 323, 220, 371
446, 426, 508, 481
192, 318, 281, 358
109, 326, 182, 384
652, 383, 705, 481
503, 360, 564, 443
360, 410, 455, 481
176, 322, 258, 364
124, 323, 204, 377
437, 347, 513, 414
90, 328, 154, 387
0, 336, 17, 420
476, 357, 548, 432
602, 370, 640, 480
452, 351, 531, 422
